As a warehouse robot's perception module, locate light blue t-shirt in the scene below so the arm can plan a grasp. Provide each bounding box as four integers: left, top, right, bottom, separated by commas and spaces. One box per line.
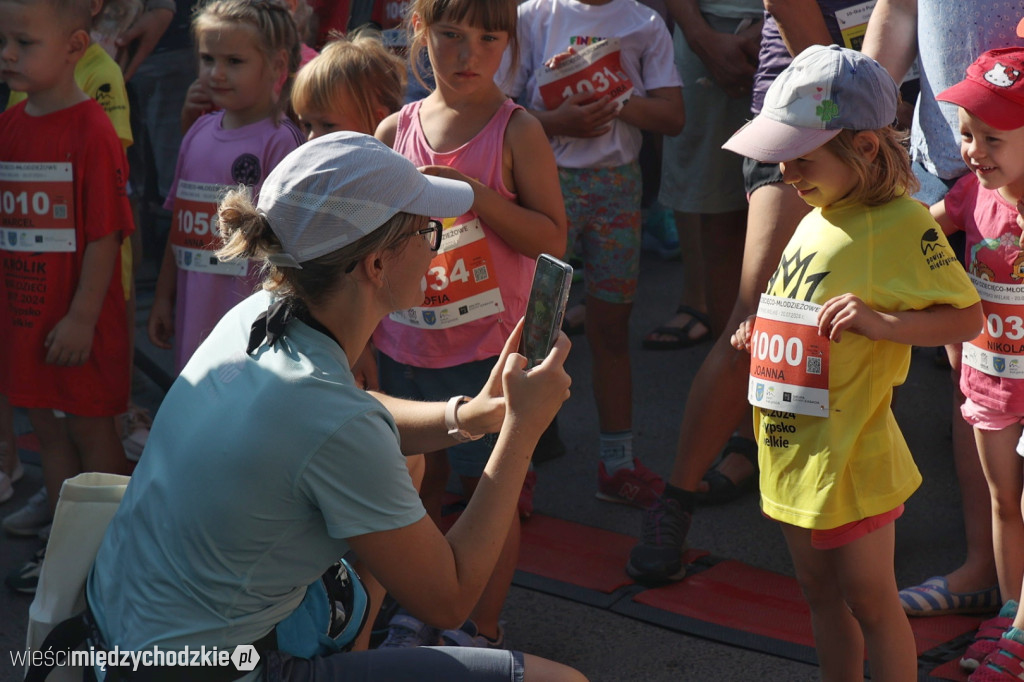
913, 0, 1019, 180
88, 290, 425, 652
700, 0, 762, 20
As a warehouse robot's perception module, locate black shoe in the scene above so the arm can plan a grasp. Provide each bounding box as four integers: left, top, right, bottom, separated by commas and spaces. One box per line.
626, 496, 691, 586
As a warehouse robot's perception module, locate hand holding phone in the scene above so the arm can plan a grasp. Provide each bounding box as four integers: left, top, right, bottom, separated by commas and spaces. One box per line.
520, 254, 573, 368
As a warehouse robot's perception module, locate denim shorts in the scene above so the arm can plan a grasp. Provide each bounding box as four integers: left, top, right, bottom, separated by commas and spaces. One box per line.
266, 646, 525, 681
378, 352, 498, 478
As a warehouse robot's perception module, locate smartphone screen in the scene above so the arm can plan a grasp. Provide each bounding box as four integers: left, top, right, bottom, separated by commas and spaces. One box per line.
520, 255, 573, 368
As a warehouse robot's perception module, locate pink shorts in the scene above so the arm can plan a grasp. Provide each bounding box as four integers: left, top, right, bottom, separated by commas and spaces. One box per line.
810, 504, 904, 550
961, 397, 1024, 431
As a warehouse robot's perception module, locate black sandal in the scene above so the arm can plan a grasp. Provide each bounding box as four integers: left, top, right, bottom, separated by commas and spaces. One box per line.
695, 435, 758, 505
641, 305, 711, 350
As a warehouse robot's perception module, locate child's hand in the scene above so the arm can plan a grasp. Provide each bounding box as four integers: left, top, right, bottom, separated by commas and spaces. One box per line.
549, 91, 619, 138
181, 79, 215, 133
419, 164, 474, 185
1016, 199, 1024, 247
44, 312, 95, 366
817, 293, 885, 342
730, 315, 756, 351
544, 47, 576, 70
148, 296, 175, 350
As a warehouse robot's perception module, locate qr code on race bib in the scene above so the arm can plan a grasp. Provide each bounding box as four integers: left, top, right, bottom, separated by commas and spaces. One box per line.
53, 204, 67, 220
806, 356, 822, 375
473, 265, 489, 283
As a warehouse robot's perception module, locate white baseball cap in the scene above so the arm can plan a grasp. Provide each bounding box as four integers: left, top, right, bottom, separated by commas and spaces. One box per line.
257, 132, 474, 268
723, 45, 898, 163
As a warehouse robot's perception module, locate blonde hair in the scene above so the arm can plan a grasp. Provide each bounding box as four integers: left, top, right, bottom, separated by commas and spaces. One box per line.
824, 127, 920, 207
9, 0, 93, 32
292, 30, 407, 135
216, 186, 421, 306
192, 0, 301, 122
408, 0, 518, 91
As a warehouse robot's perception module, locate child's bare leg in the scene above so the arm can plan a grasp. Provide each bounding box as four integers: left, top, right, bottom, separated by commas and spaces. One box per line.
27, 409, 78, 515
781, 523, 864, 682
975, 424, 1024, 601
419, 450, 450, 526
0, 394, 19, 478
462, 474, 519, 642
67, 414, 130, 477
939, 348, 997, 593
832, 522, 916, 682
584, 296, 633, 432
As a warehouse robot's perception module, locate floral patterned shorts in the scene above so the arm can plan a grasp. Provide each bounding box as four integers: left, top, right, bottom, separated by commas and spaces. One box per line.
559, 162, 641, 304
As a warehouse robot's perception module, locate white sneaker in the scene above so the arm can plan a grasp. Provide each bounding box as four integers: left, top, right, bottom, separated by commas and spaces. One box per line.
0, 462, 25, 505
3, 488, 51, 536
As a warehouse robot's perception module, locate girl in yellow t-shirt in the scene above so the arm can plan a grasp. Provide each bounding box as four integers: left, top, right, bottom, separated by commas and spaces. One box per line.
726, 46, 982, 682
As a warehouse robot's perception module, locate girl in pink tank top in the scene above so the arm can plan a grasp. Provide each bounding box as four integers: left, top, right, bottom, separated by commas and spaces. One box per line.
372, 0, 566, 650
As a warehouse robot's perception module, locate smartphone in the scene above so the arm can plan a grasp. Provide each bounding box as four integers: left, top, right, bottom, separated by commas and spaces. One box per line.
520, 254, 573, 368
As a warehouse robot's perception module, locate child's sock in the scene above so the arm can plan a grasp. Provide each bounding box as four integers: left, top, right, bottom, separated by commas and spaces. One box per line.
662, 482, 697, 513
599, 431, 633, 474
1004, 627, 1024, 645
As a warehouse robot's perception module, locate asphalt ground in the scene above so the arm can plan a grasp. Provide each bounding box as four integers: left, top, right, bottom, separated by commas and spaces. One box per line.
0, 249, 972, 681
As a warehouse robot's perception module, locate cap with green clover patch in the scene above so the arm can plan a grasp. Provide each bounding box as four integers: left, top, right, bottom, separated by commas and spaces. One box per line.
722, 44, 899, 163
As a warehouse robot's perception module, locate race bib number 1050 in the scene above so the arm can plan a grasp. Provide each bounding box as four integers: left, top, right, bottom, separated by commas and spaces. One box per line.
170, 181, 246, 276
748, 294, 830, 418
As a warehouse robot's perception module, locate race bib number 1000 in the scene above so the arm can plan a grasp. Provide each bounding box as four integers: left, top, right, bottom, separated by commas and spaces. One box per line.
170, 181, 246, 276
747, 294, 830, 418
537, 38, 634, 111
0, 162, 76, 252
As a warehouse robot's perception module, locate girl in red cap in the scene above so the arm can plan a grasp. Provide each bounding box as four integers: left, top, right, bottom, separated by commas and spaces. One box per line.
931, 46, 1024, 681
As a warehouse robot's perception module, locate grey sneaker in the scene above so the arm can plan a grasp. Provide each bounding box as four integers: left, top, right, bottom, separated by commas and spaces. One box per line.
440, 620, 505, 648
626, 496, 692, 586
3, 488, 51, 537
377, 612, 441, 648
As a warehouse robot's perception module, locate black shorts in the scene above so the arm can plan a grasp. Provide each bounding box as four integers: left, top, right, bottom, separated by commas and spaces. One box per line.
742, 157, 784, 196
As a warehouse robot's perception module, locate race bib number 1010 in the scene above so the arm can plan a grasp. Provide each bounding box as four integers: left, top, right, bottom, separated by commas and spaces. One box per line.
0, 162, 76, 253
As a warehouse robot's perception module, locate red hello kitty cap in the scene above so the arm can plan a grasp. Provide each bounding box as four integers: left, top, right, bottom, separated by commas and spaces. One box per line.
937, 47, 1024, 131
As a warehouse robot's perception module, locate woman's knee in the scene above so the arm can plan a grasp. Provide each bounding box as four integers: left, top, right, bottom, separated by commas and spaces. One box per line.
522, 653, 589, 682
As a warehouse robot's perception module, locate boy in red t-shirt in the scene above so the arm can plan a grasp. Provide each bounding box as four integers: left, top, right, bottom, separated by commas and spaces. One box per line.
0, 0, 134, 591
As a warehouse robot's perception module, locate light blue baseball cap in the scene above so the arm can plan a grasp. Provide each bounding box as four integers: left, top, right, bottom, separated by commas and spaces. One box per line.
723, 44, 899, 163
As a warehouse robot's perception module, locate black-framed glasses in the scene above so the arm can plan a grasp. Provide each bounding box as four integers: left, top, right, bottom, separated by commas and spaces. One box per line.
409, 219, 443, 252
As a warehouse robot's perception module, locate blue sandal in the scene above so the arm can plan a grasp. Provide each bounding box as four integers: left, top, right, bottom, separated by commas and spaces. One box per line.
899, 576, 1001, 617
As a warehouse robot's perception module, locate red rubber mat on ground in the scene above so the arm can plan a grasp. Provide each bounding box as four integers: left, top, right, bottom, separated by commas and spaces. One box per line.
632, 559, 984, 658
16, 432, 40, 454
928, 659, 970, 681
517, 514, 708, 594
